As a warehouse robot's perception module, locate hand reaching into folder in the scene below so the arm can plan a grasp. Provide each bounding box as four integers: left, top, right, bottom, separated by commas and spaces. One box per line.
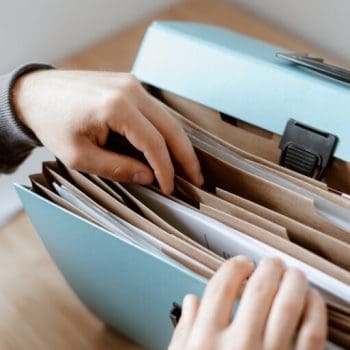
13, 69, 203, 194
169, 257, 327, 350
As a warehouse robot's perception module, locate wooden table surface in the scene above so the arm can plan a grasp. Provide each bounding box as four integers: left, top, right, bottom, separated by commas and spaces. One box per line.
0, 1, 342, 349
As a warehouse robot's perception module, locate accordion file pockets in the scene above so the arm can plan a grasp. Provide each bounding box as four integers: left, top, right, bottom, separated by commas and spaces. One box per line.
200, 204, 350, 285
175, 176, 289, 240
158, 89, 331, 193
161, 93, 350, 213
60, 166, 222, 270
33, 174, 215, 279
30, 174, 100, 226
132, 21, 350, 163
184, 174, 350, 271
15, 184, 207, 350
214, 188, 350, 270
116, 183, 222, 261
87, 174, 124, 202
159, 90, 350, 196
44, 165, 220, 273
196, 148, 350, 244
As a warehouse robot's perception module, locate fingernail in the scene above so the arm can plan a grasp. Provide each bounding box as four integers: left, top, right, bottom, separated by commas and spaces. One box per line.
133, 172, 151, 184
197, 172, 204, 186
235, 255, 255, 268
310, 288, 321, 298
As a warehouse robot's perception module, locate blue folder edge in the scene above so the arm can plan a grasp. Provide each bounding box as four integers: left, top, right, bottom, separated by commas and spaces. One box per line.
15, 184, 207, 350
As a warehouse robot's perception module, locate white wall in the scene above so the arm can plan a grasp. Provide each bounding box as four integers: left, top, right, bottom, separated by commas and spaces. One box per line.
230, 0, 350, 65
0, 0, 177, 73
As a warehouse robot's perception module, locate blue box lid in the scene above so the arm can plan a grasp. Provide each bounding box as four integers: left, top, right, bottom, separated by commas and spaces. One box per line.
132, 21, 350, 163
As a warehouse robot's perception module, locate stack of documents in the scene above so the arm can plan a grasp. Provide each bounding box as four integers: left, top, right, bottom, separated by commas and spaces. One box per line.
24, 100, 350, 348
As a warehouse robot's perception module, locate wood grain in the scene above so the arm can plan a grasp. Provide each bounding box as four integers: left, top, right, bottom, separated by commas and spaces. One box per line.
0, 1, 340, 349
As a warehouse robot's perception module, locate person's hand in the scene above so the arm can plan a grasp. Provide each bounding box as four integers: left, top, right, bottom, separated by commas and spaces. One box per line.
169, 256, 327, 350
13, 69, 204, 194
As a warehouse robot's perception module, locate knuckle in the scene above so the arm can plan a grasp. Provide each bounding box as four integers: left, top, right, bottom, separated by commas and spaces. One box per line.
147, 133, 166, 153
247, 278, 268, 298
226, 258, 252, 275
171, 119, 186, 138
280, 299, 300, 315
288, 267, 307, 284
121, 74, 140, 91
247, 279, 272, 304
187, 337, 210, 350
225, 333, 252, 350
215, 279, 236, 299
110, 163, 125, 181
100, 91, 127, 117
235, 340, 252, 350
262, 256, 284, 270
64, 149, 83, 169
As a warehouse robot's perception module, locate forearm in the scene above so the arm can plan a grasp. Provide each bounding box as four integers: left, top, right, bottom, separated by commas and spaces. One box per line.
0, 63, 53, 173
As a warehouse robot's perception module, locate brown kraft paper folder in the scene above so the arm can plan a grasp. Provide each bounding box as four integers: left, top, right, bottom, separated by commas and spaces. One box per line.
63, 166, 220, 262
42, 165, 216, 279
175, 176, 289, 240
199, 203, 350, 285
107, 181, 221, 260
195, 147, 350, 245
42, 162, 221, 274
215, 187, 350, 271
157, 90, 350, 195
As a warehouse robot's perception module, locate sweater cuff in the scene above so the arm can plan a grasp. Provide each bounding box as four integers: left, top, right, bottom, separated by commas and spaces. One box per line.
0, 63, 54, 172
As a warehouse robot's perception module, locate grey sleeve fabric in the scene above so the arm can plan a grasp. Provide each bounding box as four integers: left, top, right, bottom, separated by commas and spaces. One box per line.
0, 63, 53, 173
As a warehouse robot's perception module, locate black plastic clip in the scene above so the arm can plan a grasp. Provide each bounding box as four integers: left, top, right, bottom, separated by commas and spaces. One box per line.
169, 302, 182, 327
276, 52, 350, 85
279, 119, 338, 180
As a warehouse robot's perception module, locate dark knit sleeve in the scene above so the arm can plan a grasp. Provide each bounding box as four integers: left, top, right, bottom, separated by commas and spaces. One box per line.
0, 63, 54, 173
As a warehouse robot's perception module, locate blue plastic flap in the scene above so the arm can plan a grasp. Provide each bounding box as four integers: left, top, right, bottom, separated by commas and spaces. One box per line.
132, 21, 350, 162
15, 184, 206, 350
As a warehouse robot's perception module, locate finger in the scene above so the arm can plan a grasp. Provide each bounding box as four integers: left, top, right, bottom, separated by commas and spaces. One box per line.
138, 92, 204, 187
169, 294, 200, 350
69, 141, 154, 184
106, 100, 175, 194
295, 289, 327, 350
263, 268, 308, 350
190, 256, 254, 337
228, 257, 284, 344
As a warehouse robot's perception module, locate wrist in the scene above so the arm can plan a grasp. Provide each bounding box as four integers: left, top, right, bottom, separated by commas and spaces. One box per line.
11, 64, 55, 131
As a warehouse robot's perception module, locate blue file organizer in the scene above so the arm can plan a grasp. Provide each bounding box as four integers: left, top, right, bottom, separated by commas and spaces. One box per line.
16, 21, 349, 349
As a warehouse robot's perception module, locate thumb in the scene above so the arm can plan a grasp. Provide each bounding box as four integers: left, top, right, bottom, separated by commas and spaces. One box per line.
78, 144, 154, 184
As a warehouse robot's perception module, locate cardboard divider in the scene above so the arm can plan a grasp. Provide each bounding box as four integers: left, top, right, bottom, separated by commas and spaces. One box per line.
110, 182, 221, 260
329, 311, 350, 334
156, 89, 350, 194
159, 95, 350, 213
156, 90, 328, 190
86, 174, 125, 203
215, 188, 350, 271
43, 161, 222, 272
328, 326, 350, 349
200, 204, 350, 285
174, 176, 289, 240
30, 173, 98, 225
196, 148, 350, 245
